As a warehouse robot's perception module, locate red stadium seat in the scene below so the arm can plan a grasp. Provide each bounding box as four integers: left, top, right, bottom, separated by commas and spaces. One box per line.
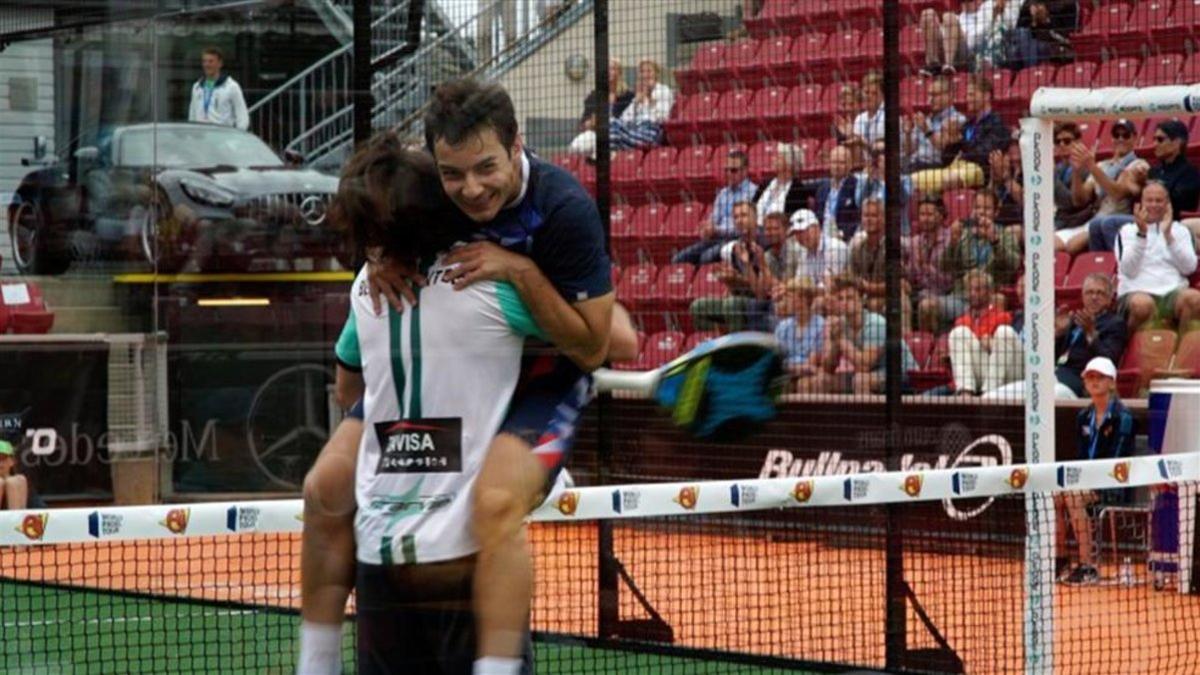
898, 24, 925, 68
745, 0, 805, 38
1061, 251, 1116, 308
691, 263, 730, 300
3, 282, 54, 334
632, 203, 673, 265
1179, 54, 1200, 86
839, 0, 882, 23
717, 89, 760, 143
1140, 53, 1185, 86
977, 69, 1015, 111
1001, 64, 1056, 111
609, 203, 640, 265
663, 201, 710, 256
748, 140, 781, 185
616, 263, 658, 312
796, 138, 830, 179
611, 149, 647, 204
676, 144, 718, 201
943, 189, 975, 224
684, 330, 721, 352
750, 86, 795, 140
756, 35, 799, 87
639, 331, 686, 369
899, 0, 952, 18
1076, 119, 1104, 157
1093, 57, 1142, 88
789, 82, 831, 136
1169, 330, 1200, 378
905, 331, 937, 369
819, 29, 864, 75
1055, 251, 1072, 287
642, 146, 680, 198
1076, 3, 1131, 58
900, 76, 932, 113
728, 39, 767, 88
792, 32, 831, 75
674, 43, 729, 94
651, 263, 697, 332
1126, 1, 1182, 54
908, 332, 953, 392
1118, 329, 1178, 398
1053, 61, 1097, 88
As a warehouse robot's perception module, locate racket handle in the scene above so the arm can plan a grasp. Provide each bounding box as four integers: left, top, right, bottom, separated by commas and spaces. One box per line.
592, 368, 658, 394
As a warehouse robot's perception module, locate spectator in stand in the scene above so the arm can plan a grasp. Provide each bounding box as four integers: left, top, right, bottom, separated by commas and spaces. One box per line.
802, 274, 916, 395
1006, 0, 1078, 69
1091, 120, 1200, 252
188, 47, 248, 130
988, 143, 1025, 226
833, 83, 864, 146
918, 0, 1022, 76
1116, 181, 1200, 331
753, 143, 812, 225
610, 59, 674, 150
913, 74, 1011, 194
773, 277, 826, 389
903, 75, 967, 172
0, 440, 30, 510
947, 270, 1022, 395
848, 198, 888, 314
815, 145, 861, 241
787, 208, 849, 289
1049, 122, 1104, 252
908, 195, 963, 332
1055, 356, 1135, 586
1054, 273, 1127, 397
569, 59, 634, 158
673, 149, 758, 264
857, 139, 913, 233
838, 72, 885, 159
1060, 119, 1149, 253
689, 203, 779, 332
939, 190, 1024, 292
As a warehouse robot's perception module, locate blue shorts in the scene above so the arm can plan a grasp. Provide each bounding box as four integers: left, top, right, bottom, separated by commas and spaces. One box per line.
345, 354, 592, 481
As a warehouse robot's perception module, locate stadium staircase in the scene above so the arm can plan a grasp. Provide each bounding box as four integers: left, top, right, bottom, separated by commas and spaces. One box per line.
248, 0, 592, 170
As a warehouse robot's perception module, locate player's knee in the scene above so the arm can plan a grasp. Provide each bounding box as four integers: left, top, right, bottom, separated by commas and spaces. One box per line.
472, 485, 524, 536
303, 455, 356, 519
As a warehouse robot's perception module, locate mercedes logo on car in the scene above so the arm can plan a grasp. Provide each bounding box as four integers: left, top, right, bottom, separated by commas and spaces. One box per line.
299, 195, 327, 226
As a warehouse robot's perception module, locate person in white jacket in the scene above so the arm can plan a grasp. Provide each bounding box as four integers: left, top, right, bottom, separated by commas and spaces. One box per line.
1116, 181, 1200, 331
610, 59, 674, 150
188, 47, 249, 131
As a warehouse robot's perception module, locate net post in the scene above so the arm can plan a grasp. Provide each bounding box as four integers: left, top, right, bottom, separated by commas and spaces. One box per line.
881, 0, 907, 668
592, 0, 618, 641
1019, 116, 1056, 675
351, 0, 372, 146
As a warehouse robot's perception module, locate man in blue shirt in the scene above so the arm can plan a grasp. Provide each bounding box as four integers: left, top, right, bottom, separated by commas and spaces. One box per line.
672, 149, 758, 264
773, 277, 825, 390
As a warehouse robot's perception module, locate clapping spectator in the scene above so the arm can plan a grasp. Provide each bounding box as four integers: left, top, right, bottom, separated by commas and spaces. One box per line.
903, 75, 967, 172
1092, 120, 1200, 251
689, 204, 777, 332
838, 72, 885, 158
753, 143, 812, 225
569, 59, 634, 157
1006, 0, 1078, 69
787, 208, 848, 288
907, 195, 964, 331
857, 140, 913, 232
1054, 273, 1127, 396
987, 143, 1025, 226
913, 74, 1011, 194
947, 270, 1022, 395
673, 150, 758, 264
939, 190, 1023, 290
1061, 119, 1149, 253
815, 145, 862, 241
918, 0, 1022, 76
833, 83, 864, 145
773, 278, 826, 387
848, 198, 889, 314
1116, 181, 1200, 331
610, 59, 675, 150
1050, 123, 1104, 251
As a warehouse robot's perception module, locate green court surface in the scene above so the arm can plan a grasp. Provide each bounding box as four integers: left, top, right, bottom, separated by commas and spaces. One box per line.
1, 582, 815, 674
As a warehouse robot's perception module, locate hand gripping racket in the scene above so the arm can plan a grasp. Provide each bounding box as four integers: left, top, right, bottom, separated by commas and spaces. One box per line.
591, 332, 785, 439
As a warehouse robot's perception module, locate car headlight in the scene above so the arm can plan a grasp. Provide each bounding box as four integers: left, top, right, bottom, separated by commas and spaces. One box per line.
179, 178, 236, 208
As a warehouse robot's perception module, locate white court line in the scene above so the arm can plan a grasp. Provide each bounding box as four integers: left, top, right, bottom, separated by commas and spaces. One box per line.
3, 608, 261, 630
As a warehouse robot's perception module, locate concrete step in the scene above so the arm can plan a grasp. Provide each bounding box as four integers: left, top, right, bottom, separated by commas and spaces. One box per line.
46, 304, 138, 334
23, 274, 121, 309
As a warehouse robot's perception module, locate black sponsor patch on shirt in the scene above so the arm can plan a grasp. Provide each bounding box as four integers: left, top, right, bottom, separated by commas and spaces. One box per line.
374, 418, 462, 473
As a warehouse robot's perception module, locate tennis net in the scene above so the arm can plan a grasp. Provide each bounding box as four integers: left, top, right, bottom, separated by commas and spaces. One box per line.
2, 451, 1198, 674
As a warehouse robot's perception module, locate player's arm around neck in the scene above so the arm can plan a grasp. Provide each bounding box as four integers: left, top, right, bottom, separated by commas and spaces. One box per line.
507, 259, 614, 372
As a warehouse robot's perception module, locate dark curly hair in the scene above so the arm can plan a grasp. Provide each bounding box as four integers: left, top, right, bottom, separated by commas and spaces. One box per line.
331, 131, 471, 265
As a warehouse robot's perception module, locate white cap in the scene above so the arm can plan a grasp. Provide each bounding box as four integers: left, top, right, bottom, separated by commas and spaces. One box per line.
788, 209, 820, 233
1083, 356, 1117, 379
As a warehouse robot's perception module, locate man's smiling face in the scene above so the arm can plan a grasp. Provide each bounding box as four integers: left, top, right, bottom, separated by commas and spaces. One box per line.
433, 127, 523, 223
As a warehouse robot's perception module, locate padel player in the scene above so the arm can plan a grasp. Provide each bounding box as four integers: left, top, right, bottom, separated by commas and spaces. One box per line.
299, 80, 633, 675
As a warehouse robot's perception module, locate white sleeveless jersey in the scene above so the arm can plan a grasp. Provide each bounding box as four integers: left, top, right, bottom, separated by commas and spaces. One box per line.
336, 254, 543, 565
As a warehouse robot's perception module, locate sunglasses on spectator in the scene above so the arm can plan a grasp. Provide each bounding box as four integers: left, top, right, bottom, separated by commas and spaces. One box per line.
1111, 131, 1132, 140
1054, 137, 1075, 146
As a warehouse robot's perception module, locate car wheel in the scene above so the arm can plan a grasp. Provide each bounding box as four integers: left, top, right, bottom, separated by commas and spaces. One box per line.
10, 199, 70, 275
139, 188, 185, 274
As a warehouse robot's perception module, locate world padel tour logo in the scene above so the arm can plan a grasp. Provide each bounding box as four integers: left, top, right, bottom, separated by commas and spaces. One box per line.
952, 471, 977, 496
902, 474, 923, 498
674, 485, 699, 510
161, 508, 190, 535
792, 480, 814, 504
87, 511, 124, 538
611, 488, 640, 514
226, 506, 262, 532
1159, 459, 1184, 480
843, 478, 869, 502
1110, 461, 1130, 484
729, 484, 757, 508
18, 513, 48, 541
556, 491, 579, 516
1057, 465, 1082, 488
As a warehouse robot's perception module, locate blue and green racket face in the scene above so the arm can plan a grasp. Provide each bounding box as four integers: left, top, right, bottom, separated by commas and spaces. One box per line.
655, 333, 784, 439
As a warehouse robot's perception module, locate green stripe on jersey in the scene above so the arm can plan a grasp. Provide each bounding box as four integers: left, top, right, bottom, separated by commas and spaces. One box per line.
334, 308, 361, 368
401, 535, 417, 564
409, 304, 422, 418
389, 306, 406, 417
496, 281, 546, 340
380, 535, 395, 565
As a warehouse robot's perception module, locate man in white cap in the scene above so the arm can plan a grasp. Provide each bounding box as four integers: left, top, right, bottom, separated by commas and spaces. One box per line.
786, 207, 848, 290
1054, 356, 1136, 585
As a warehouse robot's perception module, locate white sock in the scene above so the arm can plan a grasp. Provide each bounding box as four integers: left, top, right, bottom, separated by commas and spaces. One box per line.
298, 621, 343, 675
473, 656, 522, 675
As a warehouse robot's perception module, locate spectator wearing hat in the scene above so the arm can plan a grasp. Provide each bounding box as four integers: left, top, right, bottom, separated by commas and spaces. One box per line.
1054, 273, 1127, 396
1090, 119, 1200, 251
907, 195, 963, 332
0, 440, 29, 510
786, 208, 848, 290
1116, 181, 1200, 332
753, 143, 812, 226
772, 277, 826, 389
1055, 356, 1135, 586
1059, 119, 1150, 254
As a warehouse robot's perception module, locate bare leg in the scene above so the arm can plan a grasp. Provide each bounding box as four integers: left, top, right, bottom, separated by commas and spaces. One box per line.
920, 9, 944, 67
942, 12, 965, 69
472, 433, 549, 664
1176, 289, 1200, 331
1065, 491, 1098, 566
1124, 292, 1156, 332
